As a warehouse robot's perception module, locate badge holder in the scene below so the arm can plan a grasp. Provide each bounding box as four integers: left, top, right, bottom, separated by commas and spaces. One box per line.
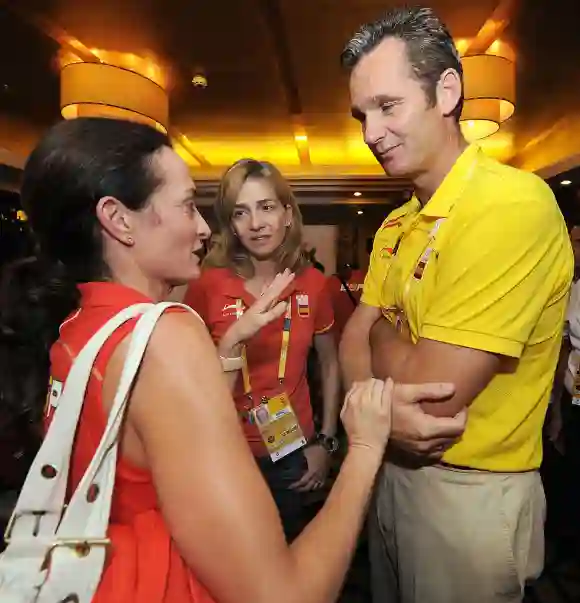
237, 298, 307, 462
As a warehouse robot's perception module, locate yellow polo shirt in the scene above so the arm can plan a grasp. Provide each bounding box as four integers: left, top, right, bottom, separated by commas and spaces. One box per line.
363, 144, 573, 471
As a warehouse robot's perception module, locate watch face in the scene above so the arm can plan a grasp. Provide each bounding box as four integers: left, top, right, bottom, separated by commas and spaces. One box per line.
319, 434, 339, 453
326, 437, 339, 453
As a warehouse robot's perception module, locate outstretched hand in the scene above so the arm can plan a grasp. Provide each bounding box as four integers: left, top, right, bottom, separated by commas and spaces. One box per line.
228, 270, 295, 346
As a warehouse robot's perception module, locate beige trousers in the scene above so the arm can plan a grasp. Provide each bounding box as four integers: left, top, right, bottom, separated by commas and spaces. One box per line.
369, 462, 545, 603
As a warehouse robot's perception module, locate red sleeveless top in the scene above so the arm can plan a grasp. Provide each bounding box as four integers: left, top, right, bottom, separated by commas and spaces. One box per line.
45, 282, 215, 603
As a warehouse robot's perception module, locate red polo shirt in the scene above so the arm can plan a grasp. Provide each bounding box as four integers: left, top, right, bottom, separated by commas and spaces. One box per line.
184, 266, 334, 457
326, 269, 365, 344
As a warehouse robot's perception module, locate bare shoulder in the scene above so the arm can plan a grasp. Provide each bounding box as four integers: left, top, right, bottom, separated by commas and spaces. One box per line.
146, 308, 216, 363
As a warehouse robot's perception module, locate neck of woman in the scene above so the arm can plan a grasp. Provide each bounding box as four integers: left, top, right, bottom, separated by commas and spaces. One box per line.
251, 257, 278, 281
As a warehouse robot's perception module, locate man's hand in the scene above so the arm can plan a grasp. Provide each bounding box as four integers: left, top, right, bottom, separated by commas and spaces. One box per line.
290, 445, 330, 491
391, 382, 467, 458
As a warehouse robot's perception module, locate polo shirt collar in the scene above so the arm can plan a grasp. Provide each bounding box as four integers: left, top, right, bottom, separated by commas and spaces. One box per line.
78, 281, 152, 308
218, 267, 298, 306
412, 144, 482, 218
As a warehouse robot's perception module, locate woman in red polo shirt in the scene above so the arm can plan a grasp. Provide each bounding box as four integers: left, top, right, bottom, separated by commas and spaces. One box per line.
184, 159, 341, 540
0, 118, 458, 603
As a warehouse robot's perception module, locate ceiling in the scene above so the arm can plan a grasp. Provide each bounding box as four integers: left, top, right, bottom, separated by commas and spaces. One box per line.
0, 0, 579, 191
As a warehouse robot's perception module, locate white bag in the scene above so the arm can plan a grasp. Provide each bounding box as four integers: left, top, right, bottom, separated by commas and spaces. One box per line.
0, 302, 195, 603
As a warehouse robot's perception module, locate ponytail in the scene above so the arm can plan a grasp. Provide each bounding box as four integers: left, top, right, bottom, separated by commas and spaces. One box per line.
0, 256, 79, 427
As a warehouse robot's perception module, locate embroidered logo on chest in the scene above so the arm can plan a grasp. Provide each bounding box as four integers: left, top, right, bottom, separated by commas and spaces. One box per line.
296, 294, 309, 317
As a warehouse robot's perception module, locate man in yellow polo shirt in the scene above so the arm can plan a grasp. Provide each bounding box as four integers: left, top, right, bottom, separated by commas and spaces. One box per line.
339, 6, 573, 603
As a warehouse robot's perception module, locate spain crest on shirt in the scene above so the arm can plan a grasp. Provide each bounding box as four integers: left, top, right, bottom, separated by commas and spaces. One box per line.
296, 294, 309, 317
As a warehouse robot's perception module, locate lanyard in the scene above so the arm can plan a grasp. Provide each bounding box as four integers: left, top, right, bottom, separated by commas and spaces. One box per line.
236, 297, 292, 401
382, 218, 444, 327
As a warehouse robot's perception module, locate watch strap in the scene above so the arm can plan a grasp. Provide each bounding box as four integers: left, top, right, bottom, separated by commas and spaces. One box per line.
220, 355, 244, 372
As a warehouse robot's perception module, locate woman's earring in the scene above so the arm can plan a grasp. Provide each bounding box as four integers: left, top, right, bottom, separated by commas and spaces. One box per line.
126, 236, 134, 246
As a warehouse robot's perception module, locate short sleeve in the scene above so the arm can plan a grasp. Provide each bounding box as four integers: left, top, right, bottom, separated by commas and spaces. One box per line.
360, 206, 411, 308
421, 198, 573, 358
360, 244, 384, 308
314, 277, 335, 335
183, 275, 209, 322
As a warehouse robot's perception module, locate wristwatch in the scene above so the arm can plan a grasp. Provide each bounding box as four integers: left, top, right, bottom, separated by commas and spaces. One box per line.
314, 432, 340, 454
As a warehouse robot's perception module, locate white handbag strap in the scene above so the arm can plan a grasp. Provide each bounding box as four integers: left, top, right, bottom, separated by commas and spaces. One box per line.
58, 302, 194, 536
36, 301, 198, 603
4, 302, 153, 544
1, 301, 199, 603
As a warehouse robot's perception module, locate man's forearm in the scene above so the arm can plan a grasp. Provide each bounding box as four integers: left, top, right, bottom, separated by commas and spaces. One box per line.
339, 331, 372, 389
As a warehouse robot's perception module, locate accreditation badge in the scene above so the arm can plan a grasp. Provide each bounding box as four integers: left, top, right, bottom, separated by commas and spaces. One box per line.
251, 392, 307, 462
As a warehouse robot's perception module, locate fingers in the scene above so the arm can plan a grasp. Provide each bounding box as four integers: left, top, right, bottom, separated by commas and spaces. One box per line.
260, 300, 288, 324
417, 410, 467, 441
256, 270, 295, 309
409, 435, 461, 456
381, 377, 394, 410
289, 469, 318, 491
292, 476, 323, 492
395, 382, 455, 404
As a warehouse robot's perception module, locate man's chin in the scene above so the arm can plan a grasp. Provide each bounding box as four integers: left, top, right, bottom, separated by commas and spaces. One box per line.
380, 159, 408, 178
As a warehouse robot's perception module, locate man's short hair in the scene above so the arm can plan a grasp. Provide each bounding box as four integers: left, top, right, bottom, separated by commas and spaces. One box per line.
341, 6, 464, 121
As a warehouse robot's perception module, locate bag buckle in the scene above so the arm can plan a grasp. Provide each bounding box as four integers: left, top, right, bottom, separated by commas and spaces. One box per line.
4, 509, 50, 544
4, 509, 110, 559
43, 537, 111, 562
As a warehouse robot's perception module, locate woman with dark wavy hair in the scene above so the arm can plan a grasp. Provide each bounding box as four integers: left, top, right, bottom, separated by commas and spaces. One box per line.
0, 117, 455, 603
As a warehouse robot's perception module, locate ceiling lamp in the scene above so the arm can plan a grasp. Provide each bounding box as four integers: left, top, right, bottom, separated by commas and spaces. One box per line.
460, 53, 515, 143
59, 49, 169, 133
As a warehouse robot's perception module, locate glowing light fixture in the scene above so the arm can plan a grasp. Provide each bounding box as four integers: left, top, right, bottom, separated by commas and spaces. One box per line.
295, 134, 308, 142
357, 210, 364, 215
561, 180, 572, 186
460, 52, 515, 143
354, 191, 362, 197
59, 49, 169, 133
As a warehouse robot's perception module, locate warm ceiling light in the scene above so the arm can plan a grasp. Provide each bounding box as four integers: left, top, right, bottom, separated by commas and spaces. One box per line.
455, 38, 469, 56
354, 191, 362, 197
295, 134, 308, 142
357, 210, 364, 215
192, 73, 208, 88
460, 53, 515, 142
561, 180, 572, 186
59, 50, 169, 133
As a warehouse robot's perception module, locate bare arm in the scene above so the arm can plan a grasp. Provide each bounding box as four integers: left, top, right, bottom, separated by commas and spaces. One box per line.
370, 317, 500, 418
314, 332, 341, 437
339, 302, 382, 389
110, 313, 388, 603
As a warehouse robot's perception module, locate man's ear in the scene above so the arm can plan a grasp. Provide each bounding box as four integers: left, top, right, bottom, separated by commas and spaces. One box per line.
436, 68, 463, 118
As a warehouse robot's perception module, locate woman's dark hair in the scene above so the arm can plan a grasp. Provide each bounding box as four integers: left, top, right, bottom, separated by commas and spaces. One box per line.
0, 117, 170, 427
